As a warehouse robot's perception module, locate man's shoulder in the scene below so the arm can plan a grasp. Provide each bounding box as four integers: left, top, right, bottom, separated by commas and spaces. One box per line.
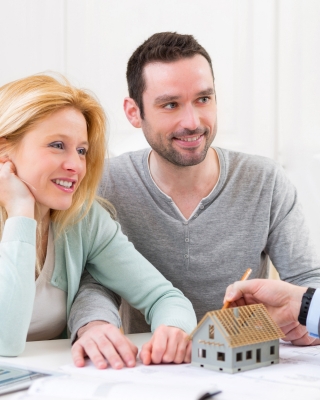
109, 148, 150, 171
218, 147, 282, 174
99, 148, 150, 196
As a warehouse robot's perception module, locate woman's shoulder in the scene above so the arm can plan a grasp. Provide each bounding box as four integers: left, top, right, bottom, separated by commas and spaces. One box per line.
77, 199, 118, 239
54, 200, 119, 256
84, 198, 114, 222
54, 200, 115, 239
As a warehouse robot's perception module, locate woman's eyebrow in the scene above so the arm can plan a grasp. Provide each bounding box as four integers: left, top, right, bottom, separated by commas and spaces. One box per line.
45, 134, 89, 146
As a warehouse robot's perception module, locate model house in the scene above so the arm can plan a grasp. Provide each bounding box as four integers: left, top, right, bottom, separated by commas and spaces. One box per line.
190, 304, 284, 374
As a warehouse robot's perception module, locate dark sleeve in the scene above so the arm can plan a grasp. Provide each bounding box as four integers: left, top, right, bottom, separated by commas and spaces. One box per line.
68, 270, 122, 343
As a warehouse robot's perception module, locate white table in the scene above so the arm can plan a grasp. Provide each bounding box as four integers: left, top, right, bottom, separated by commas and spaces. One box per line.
0, 333, 151, 399
1, 336, 320, 399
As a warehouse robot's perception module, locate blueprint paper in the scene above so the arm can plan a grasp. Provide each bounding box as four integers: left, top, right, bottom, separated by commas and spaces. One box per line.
60, 343, 320, 399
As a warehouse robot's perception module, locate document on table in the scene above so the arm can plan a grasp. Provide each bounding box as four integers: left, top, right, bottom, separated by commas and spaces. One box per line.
59, 343, 320, 400
62, 359, 217, 385
11, 360, 219, 399
216, 343, 320, 399
12, 343, 320, 400
12, 373, 219, 400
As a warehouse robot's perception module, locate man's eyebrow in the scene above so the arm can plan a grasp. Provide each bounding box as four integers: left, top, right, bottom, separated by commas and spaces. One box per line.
196, 88, 215, 96
154, 95, 180, 105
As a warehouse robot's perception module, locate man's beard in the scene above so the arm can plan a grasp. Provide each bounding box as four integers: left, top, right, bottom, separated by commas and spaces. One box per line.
142, 123, 216, 167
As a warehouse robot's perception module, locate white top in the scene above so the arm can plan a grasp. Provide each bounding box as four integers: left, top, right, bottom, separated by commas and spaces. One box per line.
27, 224, 67, 341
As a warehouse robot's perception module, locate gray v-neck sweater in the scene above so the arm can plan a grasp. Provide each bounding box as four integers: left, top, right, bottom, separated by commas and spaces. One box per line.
71, 147, 320, 334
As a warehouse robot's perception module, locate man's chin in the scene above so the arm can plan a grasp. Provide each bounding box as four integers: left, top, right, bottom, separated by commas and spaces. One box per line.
162, 150, 208, 167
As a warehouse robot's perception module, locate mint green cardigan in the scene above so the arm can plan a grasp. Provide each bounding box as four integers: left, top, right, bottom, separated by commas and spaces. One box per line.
0, 201, 196, 356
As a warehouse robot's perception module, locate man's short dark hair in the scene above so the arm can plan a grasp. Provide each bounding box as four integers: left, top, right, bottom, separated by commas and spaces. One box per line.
126, 32, 214, 119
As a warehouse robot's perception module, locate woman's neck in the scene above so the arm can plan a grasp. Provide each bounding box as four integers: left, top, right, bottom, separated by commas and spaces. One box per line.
37, 210, 51, 273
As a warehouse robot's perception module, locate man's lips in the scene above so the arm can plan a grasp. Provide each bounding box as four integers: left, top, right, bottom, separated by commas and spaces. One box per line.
174, 134, 202, 142
172, 134, 204, 147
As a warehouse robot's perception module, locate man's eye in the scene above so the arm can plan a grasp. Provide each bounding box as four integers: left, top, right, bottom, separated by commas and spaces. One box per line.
49, 142, 64, 149
164, 102, 177, 109
199, 97, 210, 103
77, 148, 87, 156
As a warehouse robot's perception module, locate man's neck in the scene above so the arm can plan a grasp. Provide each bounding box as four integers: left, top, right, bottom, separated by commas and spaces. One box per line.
149, 148, 220, 219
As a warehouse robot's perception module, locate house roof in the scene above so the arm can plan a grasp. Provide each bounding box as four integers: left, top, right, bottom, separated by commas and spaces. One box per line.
189, 304, 284, 348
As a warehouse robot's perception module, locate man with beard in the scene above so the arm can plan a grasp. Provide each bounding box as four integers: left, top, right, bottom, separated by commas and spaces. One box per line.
70, 32, 320, 365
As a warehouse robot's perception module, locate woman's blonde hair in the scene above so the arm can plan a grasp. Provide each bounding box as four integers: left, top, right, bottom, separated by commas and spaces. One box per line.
0, 74, 114, 273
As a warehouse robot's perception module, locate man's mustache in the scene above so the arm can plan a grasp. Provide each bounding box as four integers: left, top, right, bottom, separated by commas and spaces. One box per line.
169, 127, 208, 139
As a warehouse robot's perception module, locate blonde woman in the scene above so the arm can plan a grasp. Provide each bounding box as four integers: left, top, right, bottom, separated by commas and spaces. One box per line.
0, 74, 196, 369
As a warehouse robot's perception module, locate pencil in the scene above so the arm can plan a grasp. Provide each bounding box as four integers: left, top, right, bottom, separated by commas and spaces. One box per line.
222, 268, 252, 309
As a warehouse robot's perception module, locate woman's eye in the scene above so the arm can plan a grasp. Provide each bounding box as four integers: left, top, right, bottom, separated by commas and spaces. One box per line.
49, 142, 64, 149
77, 148, 87, 156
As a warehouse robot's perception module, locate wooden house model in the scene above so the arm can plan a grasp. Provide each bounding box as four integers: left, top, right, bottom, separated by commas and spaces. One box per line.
190, 304, 284, 374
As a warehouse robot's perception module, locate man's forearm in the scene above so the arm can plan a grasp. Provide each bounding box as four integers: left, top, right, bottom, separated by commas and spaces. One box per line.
68, 270, 121, 342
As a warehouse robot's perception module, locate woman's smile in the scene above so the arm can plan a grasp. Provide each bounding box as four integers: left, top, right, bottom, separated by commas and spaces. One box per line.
52, 178, 77, 192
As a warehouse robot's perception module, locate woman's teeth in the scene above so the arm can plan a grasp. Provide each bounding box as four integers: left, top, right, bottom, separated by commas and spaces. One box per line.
53, 179, 73, 188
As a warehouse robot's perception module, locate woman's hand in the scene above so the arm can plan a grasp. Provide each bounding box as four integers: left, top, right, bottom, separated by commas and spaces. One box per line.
140, 325, 191, 365
0, 159, 35, 218
72, 322, 191, 369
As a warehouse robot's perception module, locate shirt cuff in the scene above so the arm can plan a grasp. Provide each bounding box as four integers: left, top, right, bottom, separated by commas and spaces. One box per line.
306, 289, 320, 338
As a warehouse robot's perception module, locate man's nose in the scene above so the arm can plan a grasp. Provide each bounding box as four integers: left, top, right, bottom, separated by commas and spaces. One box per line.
179, 105, 200, 131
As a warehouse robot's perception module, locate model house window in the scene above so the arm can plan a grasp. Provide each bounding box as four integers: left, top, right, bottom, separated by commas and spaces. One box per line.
270, 346, 275, 355
209, 325, 214, 339
198, 348, 206, 358
246, 350, 252, 360
217, 352, 225, 361
236, 352, 242, 362
256, 348, 261, 363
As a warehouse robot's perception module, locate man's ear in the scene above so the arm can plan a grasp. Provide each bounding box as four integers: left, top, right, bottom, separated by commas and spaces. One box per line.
123, 97, 142, 128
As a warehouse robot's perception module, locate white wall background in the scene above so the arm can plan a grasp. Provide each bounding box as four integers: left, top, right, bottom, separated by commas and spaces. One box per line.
1, 0, 319, 244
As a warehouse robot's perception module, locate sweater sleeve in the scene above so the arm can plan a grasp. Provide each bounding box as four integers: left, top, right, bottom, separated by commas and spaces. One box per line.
68, 270, 122, 343
83, 202, 197, 334
0, 217, 37, 356
266, 166, 320, 287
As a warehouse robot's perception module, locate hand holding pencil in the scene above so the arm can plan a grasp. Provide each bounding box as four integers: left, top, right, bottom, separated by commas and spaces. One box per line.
222, 268, 252, 309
